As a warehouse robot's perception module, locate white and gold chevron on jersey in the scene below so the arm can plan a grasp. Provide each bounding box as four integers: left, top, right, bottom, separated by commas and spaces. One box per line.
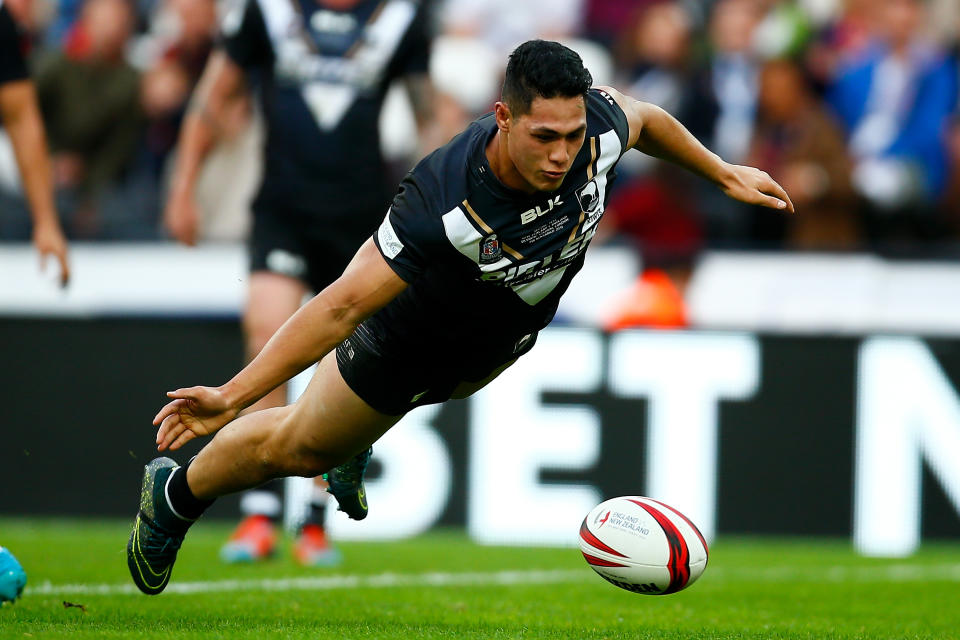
221, 0, 430, 215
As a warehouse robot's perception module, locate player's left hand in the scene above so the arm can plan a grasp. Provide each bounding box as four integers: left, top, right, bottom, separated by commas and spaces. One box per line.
33, 221, 70, 287
153, 386, 239, 451
719, 163, 796, 214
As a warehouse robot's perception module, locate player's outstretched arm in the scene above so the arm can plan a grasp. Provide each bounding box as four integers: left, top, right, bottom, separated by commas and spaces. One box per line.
164, 51, 248, 246
599, 85, 795, 214
153, 238, 408, 450
0, 79, 70, 286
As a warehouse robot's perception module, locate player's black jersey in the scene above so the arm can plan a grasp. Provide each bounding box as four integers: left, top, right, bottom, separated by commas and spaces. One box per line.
220, 0, 431, 216
368, 89, 631, 367
0, 2, 29, 87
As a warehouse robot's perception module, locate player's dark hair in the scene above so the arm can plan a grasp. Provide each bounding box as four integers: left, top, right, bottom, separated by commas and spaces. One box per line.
502, 40, 593, 116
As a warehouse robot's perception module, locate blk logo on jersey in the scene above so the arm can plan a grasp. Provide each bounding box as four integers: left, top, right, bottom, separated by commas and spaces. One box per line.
520, 195, 564, 225
479, 234, 502, 264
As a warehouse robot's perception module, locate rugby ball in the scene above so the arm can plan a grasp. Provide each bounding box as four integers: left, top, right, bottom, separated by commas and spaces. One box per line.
579, 496, 708, 595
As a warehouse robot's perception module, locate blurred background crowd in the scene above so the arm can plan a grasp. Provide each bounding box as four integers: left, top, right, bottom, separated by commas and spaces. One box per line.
3, 0, 960, 304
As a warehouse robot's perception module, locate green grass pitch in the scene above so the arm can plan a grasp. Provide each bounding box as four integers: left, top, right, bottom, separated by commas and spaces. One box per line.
1, 518, 959, 639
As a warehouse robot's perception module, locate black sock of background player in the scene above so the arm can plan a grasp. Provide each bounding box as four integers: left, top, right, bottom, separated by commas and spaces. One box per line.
166, 458, 214, 521
305, 499, 328, 528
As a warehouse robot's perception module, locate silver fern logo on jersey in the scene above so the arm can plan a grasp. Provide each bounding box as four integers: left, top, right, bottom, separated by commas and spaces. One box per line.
578, 180, 601, 215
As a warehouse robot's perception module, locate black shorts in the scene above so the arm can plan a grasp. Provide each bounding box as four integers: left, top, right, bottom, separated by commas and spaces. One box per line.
249, 205, 381, 293
336, 322, 539, 416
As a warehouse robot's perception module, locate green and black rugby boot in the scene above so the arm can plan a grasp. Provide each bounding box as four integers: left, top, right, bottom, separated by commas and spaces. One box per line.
324, 447, 372, 520
127, 457, 192, 595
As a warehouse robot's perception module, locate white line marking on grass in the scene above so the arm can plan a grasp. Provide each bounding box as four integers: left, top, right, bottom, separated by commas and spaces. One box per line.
710, 563, 960, 583
28, 563, 960, 597
30, 569, 588, 597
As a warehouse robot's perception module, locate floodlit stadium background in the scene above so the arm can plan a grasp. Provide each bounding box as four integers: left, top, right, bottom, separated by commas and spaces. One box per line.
3, 0, 960, 560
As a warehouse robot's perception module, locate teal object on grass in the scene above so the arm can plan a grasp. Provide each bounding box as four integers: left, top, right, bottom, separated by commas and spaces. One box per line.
0, 546, 26, 603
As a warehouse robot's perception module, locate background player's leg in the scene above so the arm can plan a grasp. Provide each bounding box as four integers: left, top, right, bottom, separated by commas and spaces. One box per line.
290, 224, 380, 559
286, 365, 341, 565
243, 271, 309, 411
222, 271, 308, 562
185, 352, 402, 501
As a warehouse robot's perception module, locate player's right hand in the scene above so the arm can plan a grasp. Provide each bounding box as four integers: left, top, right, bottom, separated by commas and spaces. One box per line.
153, 386, 239, 451
719, 163, 796, 214
32, 220, 70, 287
163, 189, 200, 246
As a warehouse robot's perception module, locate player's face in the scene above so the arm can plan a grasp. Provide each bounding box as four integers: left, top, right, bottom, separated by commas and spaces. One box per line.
506, 95, 587, 192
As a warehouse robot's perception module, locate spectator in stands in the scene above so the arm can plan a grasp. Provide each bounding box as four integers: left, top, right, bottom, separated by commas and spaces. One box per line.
625, 1, 694, 118
582, 0, 662, 51
441, 0, 584, 55
584, 1, 703, 328
752, 0, 815, 61
698, 0, 764, 167
436, 0, 603, 155
34, 0, 144, 238
140, 0, 217, 175
942, 113, 960, 237
929, 0, 960, 48
938, 11, 960, 236
747, 57, 858, 249
44, 0, 84, 48
803, 0, 876, 90
681, 0, 765, 244
598, 165, 703, 330
827, 0, 957, 246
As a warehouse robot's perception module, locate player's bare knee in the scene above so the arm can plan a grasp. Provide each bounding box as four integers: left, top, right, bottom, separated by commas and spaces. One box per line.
267, 409, 336, 476
245, 406, 301, 477
250, 436, 287, 478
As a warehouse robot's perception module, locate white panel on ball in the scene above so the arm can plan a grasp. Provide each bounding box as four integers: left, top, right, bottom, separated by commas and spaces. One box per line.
579, 496, 708, 595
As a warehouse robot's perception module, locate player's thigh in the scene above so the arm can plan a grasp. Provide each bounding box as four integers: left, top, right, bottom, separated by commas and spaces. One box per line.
243, 271, 308, 349
284, 351, 401, 465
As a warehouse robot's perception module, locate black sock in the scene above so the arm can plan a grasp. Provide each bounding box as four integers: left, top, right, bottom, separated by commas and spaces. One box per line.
166, 458, 214, 521
305, 500, 327, 528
